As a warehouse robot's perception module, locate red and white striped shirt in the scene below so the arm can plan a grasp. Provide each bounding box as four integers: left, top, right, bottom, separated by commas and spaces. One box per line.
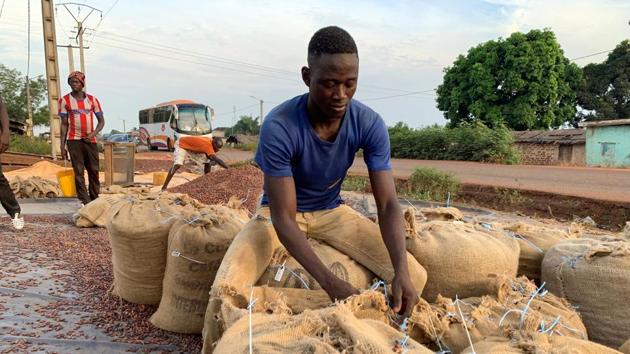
58, 93, 103, 142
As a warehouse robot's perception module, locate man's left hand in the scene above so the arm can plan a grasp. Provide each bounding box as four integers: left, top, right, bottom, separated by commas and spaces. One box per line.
0, 133, 10, 153
391, 272, 419, 318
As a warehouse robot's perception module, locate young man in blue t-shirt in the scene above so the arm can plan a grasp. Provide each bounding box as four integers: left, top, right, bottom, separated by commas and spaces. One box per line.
212, 26, 423, 320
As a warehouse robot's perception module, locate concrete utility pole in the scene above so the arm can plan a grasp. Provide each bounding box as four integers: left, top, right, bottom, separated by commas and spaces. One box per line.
25, 76, 33, 137
41, 0, 62, 158
250, 95, 264, 123
57, 2, 102, 89
67, 45, 74, 72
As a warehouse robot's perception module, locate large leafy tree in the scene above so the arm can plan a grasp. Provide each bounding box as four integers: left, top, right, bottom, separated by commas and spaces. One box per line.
577, 40, 630, 121
0, 64, 49, 126
230, 115, 260, 135
436, 29, 582, 130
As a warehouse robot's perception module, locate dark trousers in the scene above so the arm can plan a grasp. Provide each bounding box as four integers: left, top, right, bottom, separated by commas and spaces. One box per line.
67, 140, 100, 204
0, 162, 21, 217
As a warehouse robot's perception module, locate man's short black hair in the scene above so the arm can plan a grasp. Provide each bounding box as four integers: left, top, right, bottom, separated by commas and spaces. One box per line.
308, 26, 358, 64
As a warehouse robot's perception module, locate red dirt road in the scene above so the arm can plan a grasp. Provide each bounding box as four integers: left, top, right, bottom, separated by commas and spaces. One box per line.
348, 159, 630, 203
140, 149, 630, 203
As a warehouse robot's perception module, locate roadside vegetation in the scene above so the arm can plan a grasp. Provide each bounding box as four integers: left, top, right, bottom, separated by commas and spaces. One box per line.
9, 135, 52, 155
388, 121, 520, 164
342, 167, 461, 203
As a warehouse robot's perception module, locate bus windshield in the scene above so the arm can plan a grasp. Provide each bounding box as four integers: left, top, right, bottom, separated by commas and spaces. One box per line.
176, 105, 211, 134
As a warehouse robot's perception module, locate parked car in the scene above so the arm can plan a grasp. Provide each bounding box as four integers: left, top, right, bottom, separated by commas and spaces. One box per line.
105, 134, 140, 152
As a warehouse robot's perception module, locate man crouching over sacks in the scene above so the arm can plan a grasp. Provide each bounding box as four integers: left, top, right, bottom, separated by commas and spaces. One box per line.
207, 26, 427, 345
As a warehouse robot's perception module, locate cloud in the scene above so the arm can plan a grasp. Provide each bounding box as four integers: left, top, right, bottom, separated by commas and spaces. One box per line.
1, 0, 628, 132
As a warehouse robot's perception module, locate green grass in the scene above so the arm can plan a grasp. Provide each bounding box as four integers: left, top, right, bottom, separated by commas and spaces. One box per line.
340, 167, 461, 203
8, 135, 52, 155
235, 142, 258, 151
342, 175, 370, 192
402, 167, 460, 202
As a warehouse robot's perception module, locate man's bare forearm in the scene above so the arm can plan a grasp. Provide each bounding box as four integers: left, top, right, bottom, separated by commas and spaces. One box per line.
377, 198, 409, 276
93, 116, 104, 136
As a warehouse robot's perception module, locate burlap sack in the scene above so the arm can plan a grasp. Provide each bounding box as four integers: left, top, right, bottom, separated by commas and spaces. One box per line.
404, 212, 520, 301
206, 206, 428, 350
10, 176, 61, 198
408, 276, 587, 354
106, 193, 200, 304
542, 237, 630, 348
257, 238, 375, 290
212, 291, 433, 354
461, 335, 621, 354
419, 207, 464, 222
504, 221, 579, 281
150, 205, 247, 333
620, 339, 630, 354
73, 194, 126, 228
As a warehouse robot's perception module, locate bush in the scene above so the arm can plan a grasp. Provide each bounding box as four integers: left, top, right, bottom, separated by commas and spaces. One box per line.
236, 142, 258, 151
402, 167, 460, 202
8, 135, 52, 155
389, 121, 520, 164
340, 168, 460, 203
342, 175, 370, 192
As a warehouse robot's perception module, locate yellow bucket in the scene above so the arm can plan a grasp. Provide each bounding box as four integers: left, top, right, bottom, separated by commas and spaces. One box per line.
153, 171, 168, 186
56, 169, 77, 197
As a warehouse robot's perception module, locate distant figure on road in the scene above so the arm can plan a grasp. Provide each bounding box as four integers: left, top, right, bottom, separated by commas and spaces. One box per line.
59, 71, 105, 206
0, 95, 24, 230
161, 136, 228, 191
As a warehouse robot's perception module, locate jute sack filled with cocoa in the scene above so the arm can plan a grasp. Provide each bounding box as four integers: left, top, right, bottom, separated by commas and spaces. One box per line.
204, 206, 429, 351
404, 210, 520, 301
213, 291, 434, 354
542, 237, 630, 348
460, 335, 621, 354
106, 193, 201, 305
504, 221, 580, 281
419, 206, 464, 222
150, 204, 248, 333
407, 276, 587, 354
257, 238, 375, 290
73, 194, 126, 228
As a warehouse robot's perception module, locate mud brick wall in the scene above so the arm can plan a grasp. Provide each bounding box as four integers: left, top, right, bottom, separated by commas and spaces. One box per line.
515, 143, 558, 165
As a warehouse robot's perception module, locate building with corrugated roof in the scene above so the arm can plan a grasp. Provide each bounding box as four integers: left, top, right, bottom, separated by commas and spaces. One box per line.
580, 119, 630, 167
512, 129, 585, 165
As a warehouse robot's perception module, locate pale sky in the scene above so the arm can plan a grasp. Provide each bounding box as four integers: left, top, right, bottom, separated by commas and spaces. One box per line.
0, 0, 628, 133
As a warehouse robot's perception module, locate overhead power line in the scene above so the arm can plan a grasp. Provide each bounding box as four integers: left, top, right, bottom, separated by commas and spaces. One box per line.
93, 41, 300, 82
92, 30, 297, 76
86, 0, 120, 45
362, 90, 436, 102
571, 49, 614, 61
0, 0, 6, 21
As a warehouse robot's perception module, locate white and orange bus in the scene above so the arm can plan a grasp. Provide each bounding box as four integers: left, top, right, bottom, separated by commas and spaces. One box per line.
138, 99, 214, 151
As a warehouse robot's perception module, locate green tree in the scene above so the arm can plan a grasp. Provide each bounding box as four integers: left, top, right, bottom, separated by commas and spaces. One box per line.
436, 29, 582, 130
230, 115, 260, 135
0, 64, 49, 126
577, 40, 630, 122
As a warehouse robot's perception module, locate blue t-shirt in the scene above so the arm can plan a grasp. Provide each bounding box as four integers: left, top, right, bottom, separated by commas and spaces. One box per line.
254, 93, 391, 212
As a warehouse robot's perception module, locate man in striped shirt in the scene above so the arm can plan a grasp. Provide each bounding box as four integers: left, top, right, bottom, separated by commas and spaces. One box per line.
59, 71, 105, 205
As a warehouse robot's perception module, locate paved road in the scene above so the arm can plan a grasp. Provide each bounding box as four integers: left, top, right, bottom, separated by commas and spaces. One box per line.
139, 149, 630, 203
348, 159, 630, 203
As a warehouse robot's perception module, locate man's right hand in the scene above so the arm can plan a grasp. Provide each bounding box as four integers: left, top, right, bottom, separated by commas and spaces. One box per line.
60, 146, 68, 160
323, 276, 359, 302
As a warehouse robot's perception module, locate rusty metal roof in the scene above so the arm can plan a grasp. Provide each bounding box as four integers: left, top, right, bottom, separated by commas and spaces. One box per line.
513, 129, 585, 145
